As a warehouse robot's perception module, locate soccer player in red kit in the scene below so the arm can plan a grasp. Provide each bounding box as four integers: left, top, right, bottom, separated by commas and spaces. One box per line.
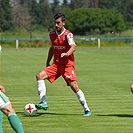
35, 13, 91, 116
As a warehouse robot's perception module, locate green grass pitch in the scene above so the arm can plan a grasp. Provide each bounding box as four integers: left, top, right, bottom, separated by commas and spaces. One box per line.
0, 46, 133, 133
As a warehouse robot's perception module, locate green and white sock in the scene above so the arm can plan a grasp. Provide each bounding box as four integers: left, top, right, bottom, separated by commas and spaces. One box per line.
0, 111, 4, 133
8, 113, 24, 133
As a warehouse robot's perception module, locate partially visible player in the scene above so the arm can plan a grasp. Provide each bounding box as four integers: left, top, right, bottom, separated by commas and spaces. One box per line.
0, 84, 24, 133
35, 13, 91, 116
130, 84, 133, 93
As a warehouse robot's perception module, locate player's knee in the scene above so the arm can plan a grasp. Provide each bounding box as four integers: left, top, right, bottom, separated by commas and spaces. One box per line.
36, 74, 39, 79
70, 81, 79, 93
36, 72, 47, 80
36, 73, 41, 80
1, 105, 15, 116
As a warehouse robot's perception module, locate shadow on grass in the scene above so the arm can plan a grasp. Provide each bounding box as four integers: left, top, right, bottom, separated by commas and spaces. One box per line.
96, 114, 133, 118
16, 111, 82, 117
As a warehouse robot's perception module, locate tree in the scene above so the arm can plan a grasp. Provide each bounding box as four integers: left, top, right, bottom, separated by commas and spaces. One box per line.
11, 0, 31, 29
61, 0, 71, 15
69, 0, 98, 8
119, 0, 133, 22
0, 0, 12, 31
98, 0, 133, 23
50, 0, 61, 14
91, 0, 98, 7
69, 0, 83, 9
66, 8, 126, 35
30, 0, 52, 31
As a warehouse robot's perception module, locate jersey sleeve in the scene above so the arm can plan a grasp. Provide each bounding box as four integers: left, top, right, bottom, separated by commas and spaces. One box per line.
67, 33, 76, 46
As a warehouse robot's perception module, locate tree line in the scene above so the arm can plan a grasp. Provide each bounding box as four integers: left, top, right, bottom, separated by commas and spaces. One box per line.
0, 0, 133, 35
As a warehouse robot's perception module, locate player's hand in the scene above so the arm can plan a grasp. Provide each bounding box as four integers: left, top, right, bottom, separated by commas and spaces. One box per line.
0, 84, 6, 93
61, 53, 68, 58
130, 84, 133, 93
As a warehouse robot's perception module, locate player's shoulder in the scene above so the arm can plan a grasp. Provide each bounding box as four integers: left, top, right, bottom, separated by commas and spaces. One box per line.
64, 29, 71, 34
64, 29, 74, 38
49, 30, 56, 36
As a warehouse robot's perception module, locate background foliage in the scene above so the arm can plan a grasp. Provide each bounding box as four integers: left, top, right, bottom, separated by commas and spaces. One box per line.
66, 8, 126, 34
0, 0, 133, 35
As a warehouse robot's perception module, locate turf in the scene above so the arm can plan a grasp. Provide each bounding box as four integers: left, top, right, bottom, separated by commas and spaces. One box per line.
0, 46, 133, 133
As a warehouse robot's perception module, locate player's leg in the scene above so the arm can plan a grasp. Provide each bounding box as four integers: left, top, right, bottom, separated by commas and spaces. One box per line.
36, 69, 48, 110
62, 65, 91, 116
69, 81, 91, 116
35, 64, 60, 110
0, 110, 4, 133
1, 104, 24, 133
0, 92, 24, 133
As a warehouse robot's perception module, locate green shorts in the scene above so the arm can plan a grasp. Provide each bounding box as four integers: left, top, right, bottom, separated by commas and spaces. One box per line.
0, 91, 10, 109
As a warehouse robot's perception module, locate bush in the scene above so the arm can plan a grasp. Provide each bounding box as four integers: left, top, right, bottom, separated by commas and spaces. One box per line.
66, 8, 126, 35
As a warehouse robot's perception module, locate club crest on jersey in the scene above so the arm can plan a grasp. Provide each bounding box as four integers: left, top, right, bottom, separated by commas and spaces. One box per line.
63, 36, 66, 41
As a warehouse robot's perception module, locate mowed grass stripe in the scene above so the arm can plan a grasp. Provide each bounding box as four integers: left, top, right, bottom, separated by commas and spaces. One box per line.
1, 47, 133, 133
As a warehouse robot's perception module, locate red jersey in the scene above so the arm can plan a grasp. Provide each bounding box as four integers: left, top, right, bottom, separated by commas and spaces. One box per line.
49, 29, 76, 65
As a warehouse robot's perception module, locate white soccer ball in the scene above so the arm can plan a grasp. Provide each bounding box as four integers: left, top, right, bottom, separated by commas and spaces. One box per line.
24, 103, 37, 116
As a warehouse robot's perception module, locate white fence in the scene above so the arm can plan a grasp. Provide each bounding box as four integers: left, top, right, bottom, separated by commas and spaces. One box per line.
0, 37, 133, 49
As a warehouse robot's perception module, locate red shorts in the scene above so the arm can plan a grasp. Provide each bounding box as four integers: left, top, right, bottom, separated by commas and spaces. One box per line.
44, 62, 78, 85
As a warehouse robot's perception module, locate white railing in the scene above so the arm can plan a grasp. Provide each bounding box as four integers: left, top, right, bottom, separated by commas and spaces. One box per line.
0, 37, 133, 49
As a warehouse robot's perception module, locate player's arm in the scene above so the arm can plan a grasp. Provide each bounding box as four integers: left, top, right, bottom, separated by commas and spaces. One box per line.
0, 84, 6, 93
46, 46, 54, 67
61, 44, 76, 58
61, 33, 76, 58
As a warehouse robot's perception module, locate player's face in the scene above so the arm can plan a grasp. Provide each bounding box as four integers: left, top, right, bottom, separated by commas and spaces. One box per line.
55, 17, 65, 34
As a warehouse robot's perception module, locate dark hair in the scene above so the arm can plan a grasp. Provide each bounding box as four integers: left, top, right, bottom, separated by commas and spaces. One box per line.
54, 13, 65, 22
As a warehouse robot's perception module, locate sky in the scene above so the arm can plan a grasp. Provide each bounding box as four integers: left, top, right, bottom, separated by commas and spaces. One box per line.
49, 0, 63, 3
49, 0, 71, 4
36, 0, 70, 4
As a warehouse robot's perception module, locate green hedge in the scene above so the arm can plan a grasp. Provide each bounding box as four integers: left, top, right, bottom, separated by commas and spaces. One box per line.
0, 39, 132, 48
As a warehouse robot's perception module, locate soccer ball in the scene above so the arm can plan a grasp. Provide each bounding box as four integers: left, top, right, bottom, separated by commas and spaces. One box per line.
24, 103, 37, 116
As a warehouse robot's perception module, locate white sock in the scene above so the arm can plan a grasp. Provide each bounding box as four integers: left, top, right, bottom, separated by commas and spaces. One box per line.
37, 80, 47, 104
76, 89, 90, 112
